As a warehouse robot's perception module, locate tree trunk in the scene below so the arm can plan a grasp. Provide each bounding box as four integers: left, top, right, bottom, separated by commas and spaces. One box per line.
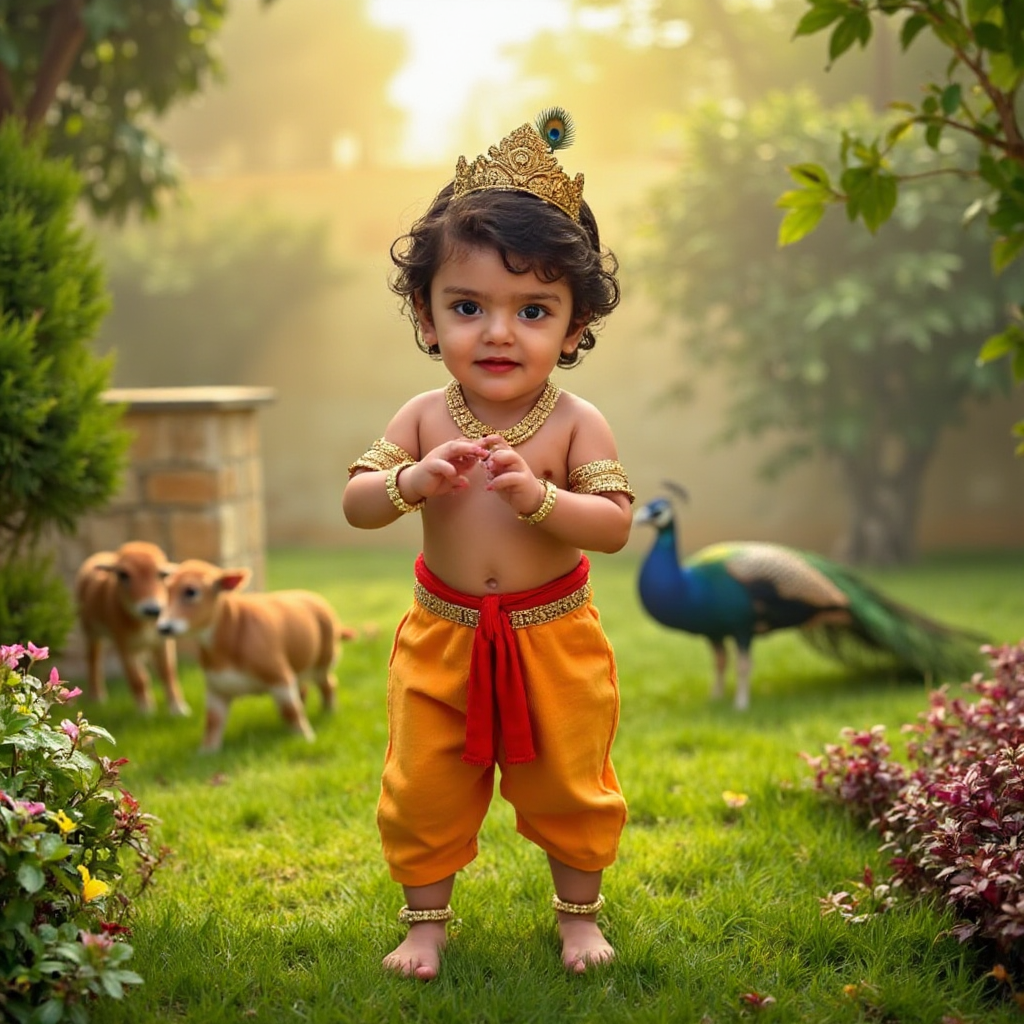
24, 0, 86, 130
834, 439, 934, 567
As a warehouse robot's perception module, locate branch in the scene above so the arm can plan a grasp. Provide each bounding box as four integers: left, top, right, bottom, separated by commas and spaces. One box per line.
24, 0, 86, 130
905, 0, 1024, 162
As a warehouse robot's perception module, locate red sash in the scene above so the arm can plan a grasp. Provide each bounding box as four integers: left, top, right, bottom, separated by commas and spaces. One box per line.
414, 554, 591, 767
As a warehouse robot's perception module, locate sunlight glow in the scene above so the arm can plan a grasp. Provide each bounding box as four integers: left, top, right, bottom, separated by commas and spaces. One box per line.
369, 0, 571, 163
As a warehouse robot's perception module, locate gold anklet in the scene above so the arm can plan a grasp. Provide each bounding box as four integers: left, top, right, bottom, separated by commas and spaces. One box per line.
385, 462, 425, 514
397, 904, 454, 924
552, 893, 605, 916
518, 479, 558, 525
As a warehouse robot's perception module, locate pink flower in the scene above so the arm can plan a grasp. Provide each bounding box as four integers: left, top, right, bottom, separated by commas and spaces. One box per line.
0, 644, 25, 669
79, 930, 114, 951
46, 667, 62, 688
26, 642, 49, 662
55, 686, 82, 703
61, 719, 80, 742
14, 799, 46, 816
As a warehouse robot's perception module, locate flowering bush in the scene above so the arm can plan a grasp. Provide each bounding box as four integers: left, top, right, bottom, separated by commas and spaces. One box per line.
803, 642, 1024, 962
0, 642, 167, 1023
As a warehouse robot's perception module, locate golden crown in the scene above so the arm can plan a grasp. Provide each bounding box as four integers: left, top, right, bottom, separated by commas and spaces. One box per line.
452, 109, 584, 222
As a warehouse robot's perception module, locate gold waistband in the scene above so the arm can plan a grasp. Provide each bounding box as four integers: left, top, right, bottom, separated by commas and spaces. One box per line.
414, 580, 592, 630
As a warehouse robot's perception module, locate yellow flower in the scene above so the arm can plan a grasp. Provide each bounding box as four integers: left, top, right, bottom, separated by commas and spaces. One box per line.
722, 790, 749, 809
77, 865, 110, 903
52, 809, 77, 834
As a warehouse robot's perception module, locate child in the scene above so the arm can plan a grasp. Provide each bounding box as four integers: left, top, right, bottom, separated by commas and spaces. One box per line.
343, 109, 634, 981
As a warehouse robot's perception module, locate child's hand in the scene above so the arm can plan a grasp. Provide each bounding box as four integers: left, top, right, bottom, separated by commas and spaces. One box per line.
402, 439, 489, 501
480, 436, 550, 518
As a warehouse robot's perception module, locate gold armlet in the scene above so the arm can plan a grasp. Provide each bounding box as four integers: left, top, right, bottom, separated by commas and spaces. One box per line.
348, 438, 417, 478
398, 904, 454, 924
551, 894, 605, 916
385, 462, 425, 514
517, 478, 558, 525
568, 460, 635, 503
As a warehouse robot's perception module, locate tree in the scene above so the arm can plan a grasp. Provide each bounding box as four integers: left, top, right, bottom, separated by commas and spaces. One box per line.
779, 0, 1024, 443
0, 119, 129, 645
0, 0, 274, 219
639, 90, 1014, 565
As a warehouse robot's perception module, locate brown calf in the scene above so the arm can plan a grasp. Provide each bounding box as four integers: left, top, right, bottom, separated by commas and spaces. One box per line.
75, 541, 190, 715
156, 559, 343, 752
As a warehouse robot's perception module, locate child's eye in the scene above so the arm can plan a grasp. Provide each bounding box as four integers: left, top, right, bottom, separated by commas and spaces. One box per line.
453, 300, 481, 316
519, 305, 548, 321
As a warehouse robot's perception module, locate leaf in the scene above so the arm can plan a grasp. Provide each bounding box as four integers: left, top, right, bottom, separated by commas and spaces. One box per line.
787, 163, 832, 189
900, 14, 929, 50
778, 202, 827, 246
989, 53, 1024, 91
991, 232, 1024, 273
853, 172, 899, 233
794, 1, 848, 37
967, 0, 1000, 22
976, 327, 1021, 364
777, 186, 832, 208
973, 21, 1006, 52
940, 84, 962, 116
829, 12, 872, 62
35, 999, 66, 1024
16, 861, 44, 894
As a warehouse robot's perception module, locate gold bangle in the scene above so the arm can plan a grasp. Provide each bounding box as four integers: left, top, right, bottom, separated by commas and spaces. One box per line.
518, 478, 557, 525
552, 893, 605, 916
385, 462, 425, 514
397, 904, 454, 924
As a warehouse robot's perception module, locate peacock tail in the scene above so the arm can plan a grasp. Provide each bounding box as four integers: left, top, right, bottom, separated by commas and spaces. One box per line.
798, 551, 988, 681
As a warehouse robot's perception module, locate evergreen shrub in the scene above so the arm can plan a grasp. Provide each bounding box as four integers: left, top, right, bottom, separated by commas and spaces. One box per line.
0, 120, 129, 650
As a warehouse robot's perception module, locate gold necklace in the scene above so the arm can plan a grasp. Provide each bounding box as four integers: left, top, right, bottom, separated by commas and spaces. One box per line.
444, 379, 561, 446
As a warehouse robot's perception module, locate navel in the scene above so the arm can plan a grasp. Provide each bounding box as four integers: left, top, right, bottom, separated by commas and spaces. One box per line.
485, 577, 499, 591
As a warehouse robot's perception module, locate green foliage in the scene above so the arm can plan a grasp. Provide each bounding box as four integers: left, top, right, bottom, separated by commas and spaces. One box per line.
0, 552, 75, 652
0, 119, 129, 651
785, 0, 1024, 394
0, 1, 252, 219
0, 642, 166, 1023
95, 205, 343, 387
639, 90, 1016, 562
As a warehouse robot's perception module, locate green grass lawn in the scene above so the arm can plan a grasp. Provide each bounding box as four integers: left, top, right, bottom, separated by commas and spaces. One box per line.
80, 546, 1024, 1024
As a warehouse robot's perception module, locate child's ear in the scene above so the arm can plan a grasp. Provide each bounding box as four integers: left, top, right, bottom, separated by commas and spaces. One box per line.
561, 319, 587, 357
413, 293, 438, 347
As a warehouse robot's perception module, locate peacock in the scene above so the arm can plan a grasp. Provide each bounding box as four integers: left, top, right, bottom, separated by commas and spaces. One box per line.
634, 487, 988, 710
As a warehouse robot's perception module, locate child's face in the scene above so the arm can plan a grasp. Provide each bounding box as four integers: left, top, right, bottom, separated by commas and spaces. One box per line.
416, 244, 585, 402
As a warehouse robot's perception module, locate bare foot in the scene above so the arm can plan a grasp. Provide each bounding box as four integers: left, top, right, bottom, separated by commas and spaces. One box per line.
382, 922, 447, 981
558, 916, 615, 973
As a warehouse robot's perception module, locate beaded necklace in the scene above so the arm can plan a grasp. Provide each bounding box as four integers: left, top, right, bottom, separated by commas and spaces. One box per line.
444, 379, 561, 447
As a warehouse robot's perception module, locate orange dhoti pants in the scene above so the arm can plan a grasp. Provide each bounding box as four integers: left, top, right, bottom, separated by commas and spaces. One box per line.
377, 555, 627, 887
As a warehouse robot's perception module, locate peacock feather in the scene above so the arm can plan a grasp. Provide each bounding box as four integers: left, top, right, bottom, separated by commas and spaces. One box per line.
634, 491, 988, 709
535, 107, 576, 151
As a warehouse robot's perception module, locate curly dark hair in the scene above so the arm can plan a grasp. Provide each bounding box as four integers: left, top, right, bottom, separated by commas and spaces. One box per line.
389, 183, 620, 367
